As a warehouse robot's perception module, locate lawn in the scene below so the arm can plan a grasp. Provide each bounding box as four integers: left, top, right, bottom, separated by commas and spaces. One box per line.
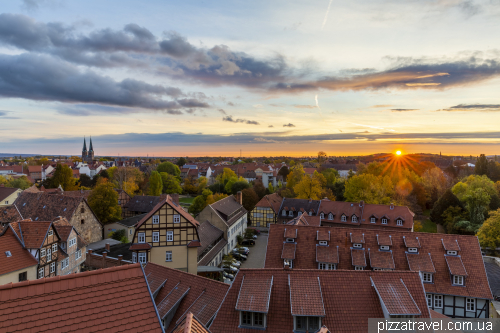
417, 209, 437, 233
179, 197, 195, 204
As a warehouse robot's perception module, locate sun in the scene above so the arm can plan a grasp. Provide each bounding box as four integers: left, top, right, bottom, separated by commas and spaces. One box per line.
396, 150, 402, 156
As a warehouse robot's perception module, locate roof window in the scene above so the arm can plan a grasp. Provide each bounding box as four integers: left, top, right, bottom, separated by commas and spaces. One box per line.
5, 251, 12, 257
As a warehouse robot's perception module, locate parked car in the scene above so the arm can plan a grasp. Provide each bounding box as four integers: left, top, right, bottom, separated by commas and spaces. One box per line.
241, 239, 255, 246
252, 235, 258, 239
231, 260, 241, 268
248, 228, 261, 235
223, 265, 238, 273
238, 254, 248, 261
232, 248, 249, 256
232, 253, 247, 261
223, 272, 234, 280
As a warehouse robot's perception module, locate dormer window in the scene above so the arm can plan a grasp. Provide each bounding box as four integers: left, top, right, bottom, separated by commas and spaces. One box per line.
319, 241, 327, 246
447, 250, 457, 255
282, 210, 286, 216
240, 311, 266, 328
328, 213, 333, 220
380, 245, 389, 251
382, 218, 388, 224
352, 215, 358, 223
152, 215, 159, 224
453, 275, 464, 286
397, 219, 403, 226
308, 212, 312, 216
370, 217, 376, 223
298, 212, 302, 216
353, 243, 362, 248
284, 259, 293, 268
318, 263, 335, 270
408, 248, 418, 253
422, 273, 433, 283
294, 316, 320, 332
286, 238, 295, 243
341, 215, 347, 222
289, 211, 293, 217
354, 266, 364, 270
320, 213, 324, 219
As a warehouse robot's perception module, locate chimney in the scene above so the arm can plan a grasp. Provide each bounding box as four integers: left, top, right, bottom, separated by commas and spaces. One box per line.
118, 255, 123, 264
160, 193, 168, 201
170, 193, 180, 206
88, 249, 93, 255
105, 243, 110, 251
102, 252, 107, 259
236, 191, 242, 205
390, 203, 394, 210
359, 200, 364, 207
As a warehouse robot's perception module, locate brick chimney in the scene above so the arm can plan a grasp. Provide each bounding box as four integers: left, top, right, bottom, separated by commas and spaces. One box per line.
390, 203, 394, 210
359, 200, 364, 207
105, 243, 110, 251
102, 252, 107, 258
236, 191, 242, 205
118, 255, 123, 265
170, 193, 180, 206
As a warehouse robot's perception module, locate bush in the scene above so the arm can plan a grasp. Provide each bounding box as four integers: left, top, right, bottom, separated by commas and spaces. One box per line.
236, 234, 243, 245
111, 229, 128, 243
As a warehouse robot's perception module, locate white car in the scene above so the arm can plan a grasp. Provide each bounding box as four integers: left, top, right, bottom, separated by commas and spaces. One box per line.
252, 235, 258, 239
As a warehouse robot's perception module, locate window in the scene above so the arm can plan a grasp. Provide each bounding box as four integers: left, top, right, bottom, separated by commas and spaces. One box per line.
466, 298, 475, 312
166, 251, 172, 262
69, 238, 77, 247
434, 295, 443, 308
138, 233, 145, 243
166, 231, 174, 242
4, 201, 8, 205
129, 229, 132, 235
328, 213, 333, 220
453, 275, 464, 285
40, 248, 46, 257
397, 219, 403, 226
380, 245, 389, 251
282, 210, 286, 216
118, 200, 121, 205
50, 262, 56, 273
267, 213, 273, 219
240, 312, 265, 328
423, 273, 433, 283
308, 212, 312, 216
447, 250, 457, 255
341, 215, 346, 222
320, 213, 324, 219
408, 248, 418, 253
319, 241, 327, 246
298, 212, 302, 216
138, 252, 146, 264
355, 266, 364, 270
38, 268, 44, 279
52, 243, 58, 253
318, 263, 335, 270
295, 316, 320, 332
353, 243, 362, 248
152, 215, 160, 224
352, 215, 357, 223
61, 258, 69, 269
370, 217, 376, 223
81, 219, 85, 224
152, 232, 159, 242
173, 214, 180, 223
284, 259, 293, 268
132, 252, 137, 263
426, 294, 433, 307
19, 272, 27, 282
48, 230, 53, 237
382, 218, 388, 224
81, 207, 85, 213
47, 248, 52, 261
289, 211, 293, 217
286, 238, 295, 243
76, 249, 82, 260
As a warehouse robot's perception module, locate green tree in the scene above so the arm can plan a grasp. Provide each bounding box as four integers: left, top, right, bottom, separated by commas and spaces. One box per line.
52, 164, 78, 191
216, 168, 238, 185
231, 180, 250, 194
344, 174, 394, 204
293, 171, 326, 200
7, 176, 32, 190
88, 180, 121, 224
321, 168, 339, 188
189, 189, 212, 215
196, 176, 208, 194
110, 229, 128, 243
477, 209, 500, 249
278, 166, 290, 180
241, 188, 259, 213
442, 206, 470, 234
452, 175, 497, 226
79, 174, 93, 188
157, 162, 181, 178
148, 171, 163, 196
475, 154, 488, 176
160, 172, 183, 194
430, 189, 464, 225
176, 157, 187, 167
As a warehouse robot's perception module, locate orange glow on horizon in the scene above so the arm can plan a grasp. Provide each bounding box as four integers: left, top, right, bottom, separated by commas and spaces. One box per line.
396, 150, 402, 155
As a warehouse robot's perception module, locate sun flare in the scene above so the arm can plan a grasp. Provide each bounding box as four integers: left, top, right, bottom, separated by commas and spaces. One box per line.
396, 150, 402, 155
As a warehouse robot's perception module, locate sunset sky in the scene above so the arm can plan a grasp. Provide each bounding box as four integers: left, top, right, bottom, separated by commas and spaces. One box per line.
1, 0, 500, 157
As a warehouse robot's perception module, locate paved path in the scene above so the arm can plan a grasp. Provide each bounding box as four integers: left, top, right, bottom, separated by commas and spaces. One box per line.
240, 233, 268, 269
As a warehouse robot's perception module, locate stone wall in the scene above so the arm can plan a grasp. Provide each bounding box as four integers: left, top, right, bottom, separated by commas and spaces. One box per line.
70, 201, 103, 243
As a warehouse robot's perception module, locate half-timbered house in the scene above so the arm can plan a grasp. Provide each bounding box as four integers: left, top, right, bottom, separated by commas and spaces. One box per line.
129, 195, 200, 274
265, 224, 492, 318
52, 217, 87, 275
251, 193, 282, 228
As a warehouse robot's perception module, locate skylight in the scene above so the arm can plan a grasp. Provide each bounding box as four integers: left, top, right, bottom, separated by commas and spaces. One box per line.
5, 251, 12, 257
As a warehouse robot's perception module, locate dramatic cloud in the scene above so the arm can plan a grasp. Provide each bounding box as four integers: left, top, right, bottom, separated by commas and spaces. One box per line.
391, 109, 419, 112
222, 116, 260, 125
437, 104, 500, 112
283, 123, 296, 127
0, 53, 207, 113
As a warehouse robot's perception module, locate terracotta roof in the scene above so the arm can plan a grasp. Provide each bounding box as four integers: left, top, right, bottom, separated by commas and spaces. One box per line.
236, 275, 273, 313
286, 213, 321, 226
0, 264, 163, 332
144, 263, 229, 332
61, 190, 92, 199
210, 269, 430, 333
284, 228, 297, 239
351, 248, 367, 267
52, 217, 74, 242
350, 232, 365, 244
445, 255, 467, 276
11, 221, 53, 249
187, 240, 201, 248
316, 245, 339, 264
368, 249, 395, 270
23, 185, 40, 193
0, 227, 38, 276
404, 235, 421, 248
371, 275, 421, 315
172, 313, 211, 333
317, 229, 330, 241
209, 195, 247, 227
264, 225, 492, 300
281, 243, 296, 260
442, 239, 460, 252
377, 234, 392, 246
0, 186, 19, 201
135, 195, 199, 230
430, 309, 450, 319
27, 165, 42, 173
289, 274, 325, 316
197, 221, 224, 257
406, 253, 436, 273
129, 243, 152, 251
157, 283, 191, 319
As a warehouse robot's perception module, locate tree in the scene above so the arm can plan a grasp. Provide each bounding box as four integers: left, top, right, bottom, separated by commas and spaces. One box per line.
183, 177, 198, 195
216, 168, 238, 185
475, 154, 488, 176
294, 171, 325, 200
268, 183, 275, 193
52, 164, 78, 191
253, 182, 266, 200
6, 176, 32, 190
430, 189, 464, 225
452, 175, 497, 226
110, 229, 128, 243
88, 180, 121, 224
241, 188, 259, 213
321, 168, 339, 188
231, 180, 250, 194
157, 162, 181, 178
160, 172, 183, 194
286, 165, 305, 189
422, 167, 448, 198
487, 160, 500, 182
278, 166, 290, 180
477, 209, 500, 249
79, 174, 93, 188
344, 174, 394, 204
206, 192, 228, 205
148, 171, 163, 196
176, 157, 187, 167
196, 176, 208, 194
317, 151, 327, 164
442, 206, 470, 234
189, 189, 212, 215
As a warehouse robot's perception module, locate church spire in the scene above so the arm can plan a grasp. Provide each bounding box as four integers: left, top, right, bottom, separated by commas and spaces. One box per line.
82, 136, 87, 152
89, 136, 93, 152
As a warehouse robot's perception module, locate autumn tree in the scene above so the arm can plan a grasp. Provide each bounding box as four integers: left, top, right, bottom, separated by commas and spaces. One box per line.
52, 164, 78, 191
317, 151, 327, 164
477, 209, 500, 249
6, 176, 32, 190
253, 182, 266, 200
474, 154, 488, 176
88, 179, 121, 224
452, 175, 497, 226
183, 177, 198, 195
148, 171, 163, 196
241, 188, 259, 213
294, 171, 326, 200
157, 162, 181, 179
286, 165, 305, 190
344, 174, 394, 204
160, 172, 183, 194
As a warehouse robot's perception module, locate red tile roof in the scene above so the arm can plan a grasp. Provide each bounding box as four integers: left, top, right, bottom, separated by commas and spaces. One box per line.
0, 227, 38, 276
0, 264, 163, 332
143, 263, 229, 332
442, 238, 460, 251
317, 229, 330, 241
350, 232, 365, 244
377, 234, 392, 246
371, 275, 421, 315
10, 221, 52, 249
316, 245, 339, 264
286, 214, 321, 226
129, 243, 152, 250
284, 228, 297, 238
404, 235, 421, 248
406, 253, 436, 273
172, 313, 211, 333
430, 309, 449, 318
264, 225, 492, 300
157, 283, 191, 319
351, 248, 367, 267
368, 249, 395, 270
281, 243, 296, 260
210, 269, 430, 333
289, 274, 325, 316
445, 255, 467, 276
236, 275, 273, 313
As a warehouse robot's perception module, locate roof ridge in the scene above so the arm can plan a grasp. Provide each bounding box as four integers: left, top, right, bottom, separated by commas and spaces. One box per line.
0, 263, 142, 291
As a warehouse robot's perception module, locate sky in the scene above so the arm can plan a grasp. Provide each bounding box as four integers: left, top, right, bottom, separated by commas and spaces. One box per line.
1, 0, 500, 157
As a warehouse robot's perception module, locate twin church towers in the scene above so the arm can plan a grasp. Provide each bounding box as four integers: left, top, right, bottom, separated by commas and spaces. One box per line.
81, 137, 95, 163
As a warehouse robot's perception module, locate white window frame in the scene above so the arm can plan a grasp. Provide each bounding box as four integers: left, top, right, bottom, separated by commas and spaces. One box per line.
353, 243, 362, 248
422, 273, 433, 283
466, 298, 475, 312
40, 248, 46, 257
69, 237, 76, 247
240, 311, 266, 328
352, 215, 357, 223
167, 231, 174, 242
166, 251, 172, 262
318, 263, 335, 270
426, 294, 433, 307
308, 212, 312, 216
355, 266, 364, 270
48, 230, 53, 237
282, 210, 286, 216
447, 250, 457, 255
50, 262, 56, 273
76, 249, 82, 260
289, 211, 293, 217
138, 232, 145, 243
380, 245, 389, 251
298, 212, 302, 216
284, 259, 293, 268
47, 248, 52, 261
408, 248, 418, 253
152, 215, 160, 224
320, 213, 324, 219
152, 232, 159, 243
52, 243, 58, 252
397, 219, 403, 226
132, 252, 137, 263
129, 229, 133, 235
319, 241, 327, 246
453, 275, 464, 285
328, 213, 333, 220
286, 238, 295, 243
38, 268, 44, 279
138, 252, 147, 264
341, 215, 346, 222
173, 214, 180, 223
266, 213, 273, 219
382, 218, 388, 224
434, 295, 443, 308
370, 217, 376, 223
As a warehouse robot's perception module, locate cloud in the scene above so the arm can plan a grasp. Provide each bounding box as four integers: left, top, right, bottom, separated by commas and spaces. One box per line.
391, 109, 419, 112
293, 105, 316, 109
283, 123, 296, 127
227, 102, 235, 106
269, 103, 284, 107
218, 108, 227, 115
0, 53, 207, 112
268, 125, 274, 127
0, 110, 20, 119
222, 116, 260, 125
372, 105, 394, 108
321, 0, 334, 30
437, 104, 500, 112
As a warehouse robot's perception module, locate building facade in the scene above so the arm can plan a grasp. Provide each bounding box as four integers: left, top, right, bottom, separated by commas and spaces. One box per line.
251, 193, 282, 228
0, 227, 38, 285
0, 185, 22, 207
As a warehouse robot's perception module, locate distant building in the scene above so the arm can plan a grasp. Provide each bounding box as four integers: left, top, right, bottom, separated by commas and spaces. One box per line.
81, 136, 95, 163
0, 185, 22, 207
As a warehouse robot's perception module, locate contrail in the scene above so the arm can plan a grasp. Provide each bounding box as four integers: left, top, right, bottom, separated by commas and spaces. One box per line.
321, 0, 334, 30
315, 94, 320, 109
